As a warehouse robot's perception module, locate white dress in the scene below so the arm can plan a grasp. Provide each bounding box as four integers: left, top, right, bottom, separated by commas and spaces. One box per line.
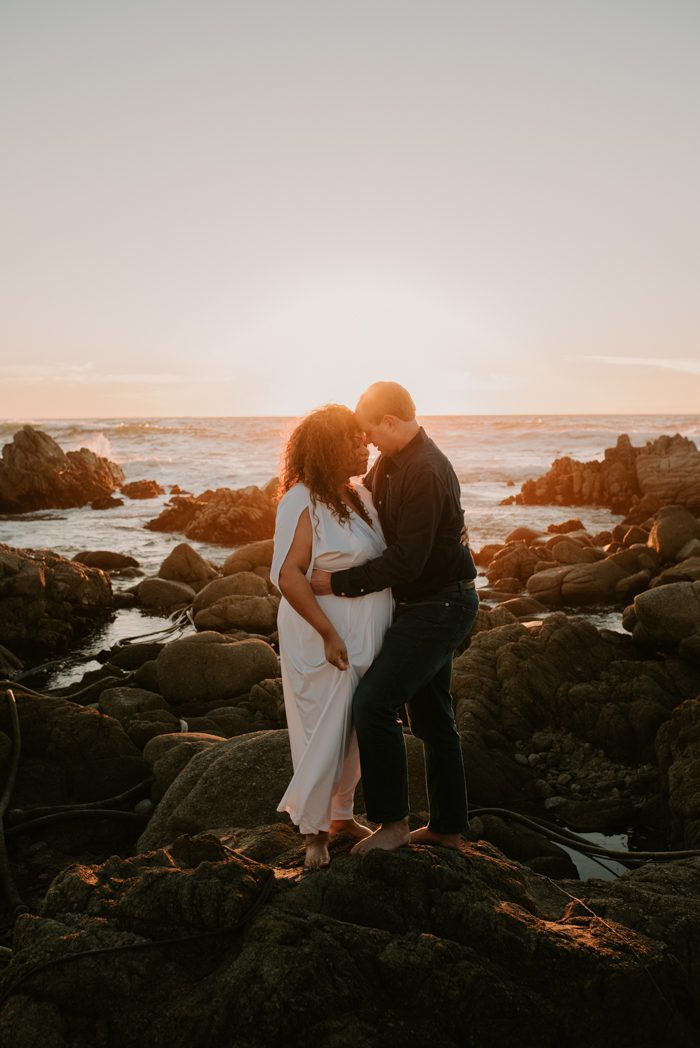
270, 482, 393, 835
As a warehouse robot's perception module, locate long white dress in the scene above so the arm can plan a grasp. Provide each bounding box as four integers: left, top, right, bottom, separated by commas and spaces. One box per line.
270, 482, 393, 835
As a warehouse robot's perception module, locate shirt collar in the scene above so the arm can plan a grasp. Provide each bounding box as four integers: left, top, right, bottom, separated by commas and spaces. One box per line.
386, 426, 427, 469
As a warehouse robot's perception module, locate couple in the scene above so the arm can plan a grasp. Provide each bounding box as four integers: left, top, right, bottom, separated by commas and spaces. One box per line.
270, 381, 479, 869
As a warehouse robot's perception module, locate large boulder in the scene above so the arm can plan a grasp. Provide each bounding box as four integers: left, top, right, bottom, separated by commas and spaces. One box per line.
138, 577, 196, 610
655, 696, 700, 848
451, 614, 700, 830
0, 691, 149, 808
193, 572, 269, 610
157, 542, 219, 592
504, 432, 700, 515
155, 632, 280, 705
146, 482, 278, 547
222, 538, 274, 576
635, 434, 700, 507
3, 835, 700, 1047
647, 505, 700, 563
193, 594, 279, 634
73, 550, 140, 571
0, 425, 124, 512
624, 581, 700, 664
137, 728, 433, 853
0, 544, 113, 659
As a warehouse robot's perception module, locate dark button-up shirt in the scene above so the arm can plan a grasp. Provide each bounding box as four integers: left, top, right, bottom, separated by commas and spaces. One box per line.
330, 427, 477, 601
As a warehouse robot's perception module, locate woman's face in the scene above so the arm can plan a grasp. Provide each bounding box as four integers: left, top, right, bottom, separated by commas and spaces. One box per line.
346, 427, 369, 478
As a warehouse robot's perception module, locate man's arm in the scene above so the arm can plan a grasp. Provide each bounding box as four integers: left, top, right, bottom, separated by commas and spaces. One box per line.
311, 468, 445, 598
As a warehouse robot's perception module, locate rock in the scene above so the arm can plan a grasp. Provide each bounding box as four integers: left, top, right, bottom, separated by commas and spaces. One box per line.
155, 632, 279, 705
486, 543, 540, 585
142, 732, 225, 801
525, 565, 571, 606
547, 518, 586, 534
146, 484, 278, 547
549, 538, 599, 565
103, 641, 165, 671
650, 557, 700, 588
504, 526, 544, 544
90, 495, 124, 509
0, 544, 113, 659
73, 550, 140, 571
193, 572, 269, 611
625, 581, 700, 663
504, 433, 700, 515
222, 539, 275, 576
655, 696, 700, 848
473, 543, 502, 567
157, 542, 219, 592
3, 834, 700, 1047
678, 539, 700, 561
622, 525, 650, 547
499, 596, 548, 618
193, 594, 280, 634
0, 691, 149, 809
560, 559, 627, 604
0, 425, 124, 513
120, 479, 165, 499
0, 642, 22, 677
635, 434, 700, 506
648, 506, 700, 563
97, 687, 168, 720
138, 577, 196, 610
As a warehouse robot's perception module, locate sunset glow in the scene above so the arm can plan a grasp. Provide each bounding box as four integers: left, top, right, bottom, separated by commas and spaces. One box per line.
1, 2, 699, 417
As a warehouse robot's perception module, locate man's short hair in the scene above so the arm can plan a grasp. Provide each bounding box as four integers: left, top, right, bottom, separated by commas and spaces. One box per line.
357, 381, 416, 423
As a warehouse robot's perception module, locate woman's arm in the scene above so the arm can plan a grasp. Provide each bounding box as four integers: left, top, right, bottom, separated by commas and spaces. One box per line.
277, 508, 349, 671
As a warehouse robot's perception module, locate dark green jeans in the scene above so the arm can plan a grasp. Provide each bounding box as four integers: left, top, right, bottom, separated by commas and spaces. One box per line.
352, 586, 479, 833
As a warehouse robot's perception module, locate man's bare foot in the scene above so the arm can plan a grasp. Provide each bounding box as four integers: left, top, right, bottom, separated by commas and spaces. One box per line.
350, 819, 410, 855
409, 826, 463, 851
329, 818, 372, 840
304, 832, 330, 869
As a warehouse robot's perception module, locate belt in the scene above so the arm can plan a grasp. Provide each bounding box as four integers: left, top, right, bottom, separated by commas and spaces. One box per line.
397, 579, 476, 605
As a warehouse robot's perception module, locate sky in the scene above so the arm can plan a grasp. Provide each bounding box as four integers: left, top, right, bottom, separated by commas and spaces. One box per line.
1, 0, 699, 417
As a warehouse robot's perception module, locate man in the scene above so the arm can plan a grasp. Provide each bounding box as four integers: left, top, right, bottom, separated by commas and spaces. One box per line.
310, 381, 479, 853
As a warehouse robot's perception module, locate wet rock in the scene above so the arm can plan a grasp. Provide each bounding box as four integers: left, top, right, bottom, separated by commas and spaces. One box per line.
193, 571, 269, 611
193, 594, 279, 634
655, 696, 700, 848
97, 687, 168, 720
625, 581, 700, 664
222, 538, 274, 576
647, 505, 700, 562
73, 550, 140, 571
155, 632, 279, 705
90, 495, 124, 510
157, 542, 219, 592
0, 691, 149, 809
146, 482, 278, 547
138, 577, 196, 610
3, 835, 700, 1048
121, 479, 165, 499
143, 732, 225, 801
0, 544, 113, 659
0, 425, 124, 513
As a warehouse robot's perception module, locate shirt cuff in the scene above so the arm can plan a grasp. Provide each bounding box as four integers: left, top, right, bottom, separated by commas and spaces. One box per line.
330, 569, 354, 597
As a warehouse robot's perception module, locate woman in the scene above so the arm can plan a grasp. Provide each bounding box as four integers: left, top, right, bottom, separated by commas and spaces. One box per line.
270, 405, 392, 869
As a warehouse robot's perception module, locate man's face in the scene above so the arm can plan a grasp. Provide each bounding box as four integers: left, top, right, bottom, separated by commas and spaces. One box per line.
355, 407, 399, 456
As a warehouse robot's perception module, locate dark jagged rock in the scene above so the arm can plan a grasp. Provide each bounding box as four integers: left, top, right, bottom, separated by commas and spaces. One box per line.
1, 833, 698, 1047
145, 480, 278, 546
452, 614, 700, 832
503, 432, 700, 515
0, 544, 113, 659
120, 479, 165, 499
0, 425, 125, 513
73, 550, 140, 571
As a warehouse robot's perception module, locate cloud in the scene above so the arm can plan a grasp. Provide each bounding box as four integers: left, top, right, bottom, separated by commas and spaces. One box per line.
581, 355, 700, 376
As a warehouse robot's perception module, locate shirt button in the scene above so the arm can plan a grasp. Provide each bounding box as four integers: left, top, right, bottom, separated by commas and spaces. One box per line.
360, 588, 365, 593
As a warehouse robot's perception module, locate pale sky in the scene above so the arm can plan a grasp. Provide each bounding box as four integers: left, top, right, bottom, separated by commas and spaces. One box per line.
1, 0, 699, 417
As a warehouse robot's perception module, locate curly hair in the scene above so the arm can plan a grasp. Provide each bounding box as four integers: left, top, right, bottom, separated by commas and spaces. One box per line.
279, 404, 372, 527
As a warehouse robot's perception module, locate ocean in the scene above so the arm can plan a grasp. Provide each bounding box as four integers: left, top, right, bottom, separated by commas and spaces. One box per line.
1, 413, 699, 673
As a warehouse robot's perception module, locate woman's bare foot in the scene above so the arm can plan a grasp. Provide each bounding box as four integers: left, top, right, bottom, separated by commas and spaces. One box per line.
329, 818, 372, 840
304, 832, 330, 869
409, 826, 463, 851
350, 818, 410, 855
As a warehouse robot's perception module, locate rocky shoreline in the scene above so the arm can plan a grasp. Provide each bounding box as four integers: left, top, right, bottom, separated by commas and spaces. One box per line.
1, 425, 700, 1045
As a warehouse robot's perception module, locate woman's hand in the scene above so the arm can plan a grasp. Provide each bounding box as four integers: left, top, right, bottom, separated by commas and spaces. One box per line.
323, 631, 349, 671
